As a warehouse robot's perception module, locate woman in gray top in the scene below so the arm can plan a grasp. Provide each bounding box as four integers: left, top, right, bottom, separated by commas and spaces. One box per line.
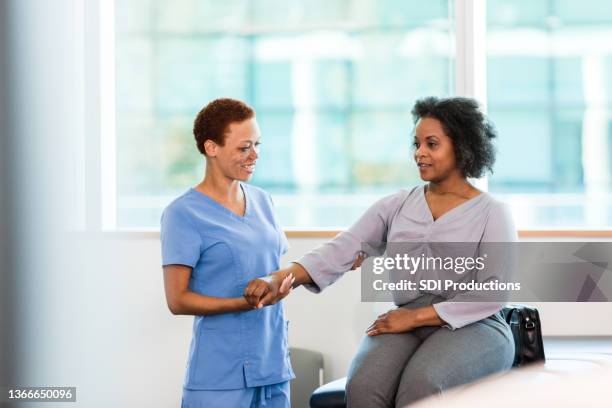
245, 96, 516, 407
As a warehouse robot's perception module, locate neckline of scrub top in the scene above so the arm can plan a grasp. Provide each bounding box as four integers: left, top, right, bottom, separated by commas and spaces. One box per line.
189, 183, 250, 222
419, 184, 487, 224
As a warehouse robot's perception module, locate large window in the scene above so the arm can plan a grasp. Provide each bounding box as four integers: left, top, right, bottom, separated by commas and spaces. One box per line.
113, 0, 453, 229
111, 0, 612, 230
487, 0, 612, 228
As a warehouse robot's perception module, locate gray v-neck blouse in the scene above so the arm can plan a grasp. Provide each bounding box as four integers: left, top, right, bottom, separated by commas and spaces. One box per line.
296, 185, 518, 330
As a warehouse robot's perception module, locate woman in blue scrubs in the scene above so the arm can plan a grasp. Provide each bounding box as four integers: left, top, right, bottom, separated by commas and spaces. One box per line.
161, 98, 295, 408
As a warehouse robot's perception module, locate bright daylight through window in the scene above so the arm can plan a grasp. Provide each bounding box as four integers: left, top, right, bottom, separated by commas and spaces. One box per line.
112, 0, 612, 230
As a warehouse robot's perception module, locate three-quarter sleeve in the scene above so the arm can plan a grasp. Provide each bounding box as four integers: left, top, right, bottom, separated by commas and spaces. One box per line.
296, 190, 409, 293
433, 202, 518, 330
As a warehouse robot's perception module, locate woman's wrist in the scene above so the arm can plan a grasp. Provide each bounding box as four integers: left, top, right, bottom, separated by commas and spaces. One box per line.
267, 265, 304, 288
414, 305, 445, 327
286, 262, 311, 287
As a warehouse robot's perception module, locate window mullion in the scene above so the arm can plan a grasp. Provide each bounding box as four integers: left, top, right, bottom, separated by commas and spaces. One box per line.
455, 0, 488, 191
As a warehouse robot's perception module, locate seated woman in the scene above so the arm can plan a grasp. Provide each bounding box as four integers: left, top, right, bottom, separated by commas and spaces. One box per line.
245, 96, 517, 407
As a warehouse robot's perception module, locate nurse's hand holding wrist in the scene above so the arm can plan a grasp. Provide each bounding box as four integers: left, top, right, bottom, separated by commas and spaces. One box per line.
244, 273, 294, 309
243, 253, 364, 309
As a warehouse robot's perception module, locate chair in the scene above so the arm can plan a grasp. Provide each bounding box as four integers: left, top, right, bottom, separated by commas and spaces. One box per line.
290, 347, 324, 408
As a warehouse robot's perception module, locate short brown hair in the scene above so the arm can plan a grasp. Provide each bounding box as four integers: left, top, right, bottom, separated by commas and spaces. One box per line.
193, 98, 255, 155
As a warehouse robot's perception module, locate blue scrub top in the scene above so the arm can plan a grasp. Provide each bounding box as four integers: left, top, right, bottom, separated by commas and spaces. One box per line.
160, 183, 295, 390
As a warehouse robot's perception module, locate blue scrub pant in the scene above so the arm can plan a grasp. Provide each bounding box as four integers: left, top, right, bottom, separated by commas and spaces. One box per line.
181, 381, 290, 408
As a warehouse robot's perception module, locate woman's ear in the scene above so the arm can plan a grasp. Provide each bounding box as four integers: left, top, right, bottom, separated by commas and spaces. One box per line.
204, 140, 217, 157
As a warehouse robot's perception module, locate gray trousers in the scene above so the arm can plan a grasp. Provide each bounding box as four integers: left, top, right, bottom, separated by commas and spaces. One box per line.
345, 296, 514, 407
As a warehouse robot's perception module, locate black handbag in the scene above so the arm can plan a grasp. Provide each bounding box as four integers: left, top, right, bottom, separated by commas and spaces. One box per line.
502, 305, 546, 367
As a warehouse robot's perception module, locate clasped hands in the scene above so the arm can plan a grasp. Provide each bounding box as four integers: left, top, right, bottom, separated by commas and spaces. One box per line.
243, 254, 420, 335
243, 253, 366, 309
243, 272, 295, 309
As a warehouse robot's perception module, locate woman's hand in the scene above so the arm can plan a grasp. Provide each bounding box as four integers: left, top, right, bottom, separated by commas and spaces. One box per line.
244, 273, 295, 309
366, 308, 418, 336
366, 306, 445, 336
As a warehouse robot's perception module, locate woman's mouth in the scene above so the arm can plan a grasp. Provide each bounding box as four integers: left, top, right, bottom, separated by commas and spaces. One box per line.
242, 163, 255, 173
417, 163, 432, 169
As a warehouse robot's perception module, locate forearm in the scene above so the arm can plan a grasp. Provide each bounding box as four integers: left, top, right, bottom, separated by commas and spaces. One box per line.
169, 290, 253, 316
271, 262, 313, 287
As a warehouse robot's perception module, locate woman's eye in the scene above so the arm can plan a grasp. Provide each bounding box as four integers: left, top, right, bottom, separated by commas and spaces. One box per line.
240, 147, 250, 152
428, 142, 437, 148
413, 142, 419, 148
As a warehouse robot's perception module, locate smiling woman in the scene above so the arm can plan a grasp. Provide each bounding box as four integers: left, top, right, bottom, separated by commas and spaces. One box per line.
160, 98, 295, 408
193, 98, 262, 198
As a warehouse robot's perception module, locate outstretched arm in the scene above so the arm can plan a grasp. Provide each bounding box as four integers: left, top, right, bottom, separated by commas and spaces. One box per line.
244, 247, 369, 307
293, 190, 409, 294
242, 193, 409, 308
243, 253, 367, 307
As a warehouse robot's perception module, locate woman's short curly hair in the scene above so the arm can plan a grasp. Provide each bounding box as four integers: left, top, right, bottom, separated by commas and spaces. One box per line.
411, 97, 497, 178
193, 98, 255, 155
